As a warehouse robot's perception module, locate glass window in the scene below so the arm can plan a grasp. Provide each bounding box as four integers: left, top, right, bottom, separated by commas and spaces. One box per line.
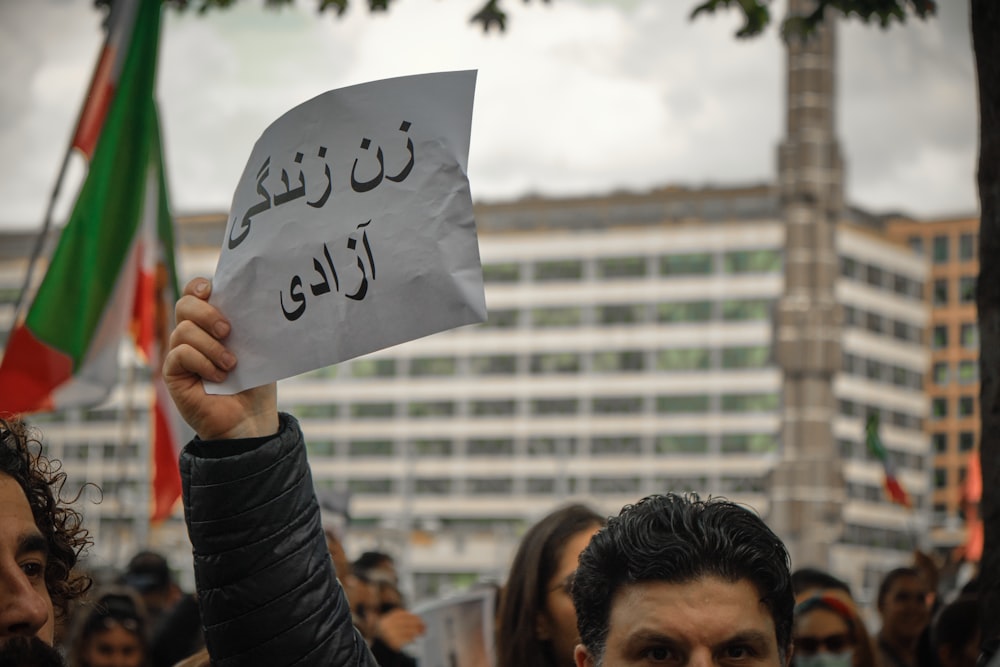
932, 434, 947, 454
934, 468, 948, 489
866, 265, 884, 289
530, 353, 581, 374
933, 279, 949, 305
349, 440, 394, 457
533, 306, 582, 328
932, 363, 949, 386
597, 256, 647, 279
349, 479, 393, 494
721, 346, 770, 369
526, 437, 577, 456
657, 395, 710, 413
931, 398, 947, 420
959, 432, 975, 451
655, 475, 707, 493
592, 396, 644, 414
723, 249, 781, 274
483, 262, 520, 283
655, 434, 708, 454
470, 400, 517, 417
721, 393, 779, 412
933, 235, 950, 263
840, 257, 857, 279
414, 439, 452, 456
722, 299, 772, 321
592, 350, 645, 373
866, 312, 884, 335
298, 404, 339, 419
351, 358, 397, 378
721, 433, 777, 454
907, 236, 924, 256
959, 276, 977, 303
959, 233, 975, 261
932, 326, 948, 349
470, 354, 517, 375
485, 309, 519, 328
839, 399, 856, 417
410, 357, 456, 376
415, 478, 452, 495
661, 253, 712, 275
467, 478, 513, 494
657, 348, 711, 371
351, 402, 395, 419
961, 323, 978, 349
467, 438, 514, 456
408, 401, 455, 418
958, 361, 978, 385
526, 478, 556, 494
959, 396, 975, 417
598, 304, 646, 325
657, 301, 712, 323
532, 398, 579, 416
591, 477, 641, 494
535, 259, 583, 281
591, 436, 642, 456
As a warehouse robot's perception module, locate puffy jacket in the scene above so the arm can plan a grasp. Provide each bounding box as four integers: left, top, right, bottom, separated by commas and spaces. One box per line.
181, 413, 377, 667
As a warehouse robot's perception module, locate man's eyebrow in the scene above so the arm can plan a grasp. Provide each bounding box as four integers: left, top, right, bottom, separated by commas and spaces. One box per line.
17, 531, 49, 558
717, 630, 772, 648
621, 628, 682, 649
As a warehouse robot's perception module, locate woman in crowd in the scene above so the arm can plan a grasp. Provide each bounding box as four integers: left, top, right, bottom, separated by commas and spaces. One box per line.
793, 594, 875, 667
69, 590, 150, 667
496, 503, 605, 667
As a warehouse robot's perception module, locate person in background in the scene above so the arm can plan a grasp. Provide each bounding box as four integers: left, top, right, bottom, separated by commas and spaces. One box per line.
121, 553, 180, 634
875, 568, 932, 667
931, 595, 979, 667
793, 594, 874, 667
496, 503, 605, 667
67, 590, 149, 667
352, 552, 424, 667
0, 417, 91, 666
791, 568, 877, 667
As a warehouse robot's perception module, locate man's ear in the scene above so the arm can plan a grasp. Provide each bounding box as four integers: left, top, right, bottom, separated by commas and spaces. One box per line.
574, 643, 594, 667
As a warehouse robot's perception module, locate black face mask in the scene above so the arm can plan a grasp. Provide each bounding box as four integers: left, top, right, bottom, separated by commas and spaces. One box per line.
0, 636, 67, 667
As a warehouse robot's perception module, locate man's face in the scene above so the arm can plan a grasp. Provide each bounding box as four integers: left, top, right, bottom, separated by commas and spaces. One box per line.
575, 576, 789, 667
0, 473, 54, 645
878, 575, 929, 641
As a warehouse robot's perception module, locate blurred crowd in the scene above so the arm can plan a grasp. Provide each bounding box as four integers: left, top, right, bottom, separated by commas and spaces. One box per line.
46, 507, 982, 667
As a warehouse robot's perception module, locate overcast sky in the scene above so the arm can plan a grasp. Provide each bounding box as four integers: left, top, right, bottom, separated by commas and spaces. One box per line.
0, 0, 978, 231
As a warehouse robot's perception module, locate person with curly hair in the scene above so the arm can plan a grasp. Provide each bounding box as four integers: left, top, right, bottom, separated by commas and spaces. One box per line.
0, 417, 91, 665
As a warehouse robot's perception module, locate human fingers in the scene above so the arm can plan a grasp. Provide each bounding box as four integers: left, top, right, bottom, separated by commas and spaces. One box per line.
175, 292, 231, 342
168, 318, 236, 381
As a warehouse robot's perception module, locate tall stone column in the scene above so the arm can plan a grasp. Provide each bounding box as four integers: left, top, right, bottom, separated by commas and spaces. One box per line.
768, 0, 846, 569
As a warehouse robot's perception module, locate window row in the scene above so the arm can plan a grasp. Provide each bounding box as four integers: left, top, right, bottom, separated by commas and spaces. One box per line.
931, 431, 977, 454
933, 465, 970, 489
842, 523, 917, 551
930, 395, 977, 420
482, 249, 782, 283
931, 322, 978, 350
909, 232, 976, 264
839, 256, 923, 301
836, 437, 925, 471
305, 432, 778, 459
932, 276, 977, 306
298, 391, 779, 421
930, 360, 979, 386
842, 305, 921, 344
840, 353, 923, 390
479, 298, 775, 330
846, 481, 920, 506
339, 474, 766, 496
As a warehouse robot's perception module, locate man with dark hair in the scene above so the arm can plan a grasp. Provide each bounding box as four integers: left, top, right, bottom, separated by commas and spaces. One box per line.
0, 417, 91, 665
572, 493, 794, 667
875, 567, 931, 667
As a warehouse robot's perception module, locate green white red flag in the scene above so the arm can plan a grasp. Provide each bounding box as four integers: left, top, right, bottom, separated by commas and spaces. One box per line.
0, 0, 183, 520
864, 413, 912, 508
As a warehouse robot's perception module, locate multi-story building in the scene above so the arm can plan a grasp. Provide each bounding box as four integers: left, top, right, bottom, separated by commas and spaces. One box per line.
887, 216, 980, 553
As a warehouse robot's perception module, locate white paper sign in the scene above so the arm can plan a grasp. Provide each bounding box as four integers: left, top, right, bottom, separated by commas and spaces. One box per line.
206, 71, 485, 394
408, 588, 496, 667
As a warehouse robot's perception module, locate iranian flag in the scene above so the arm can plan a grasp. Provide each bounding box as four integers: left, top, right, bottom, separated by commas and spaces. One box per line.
0, 0, 184, 520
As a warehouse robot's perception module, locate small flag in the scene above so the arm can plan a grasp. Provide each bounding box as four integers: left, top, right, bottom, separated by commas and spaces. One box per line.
865, 413, 912, 508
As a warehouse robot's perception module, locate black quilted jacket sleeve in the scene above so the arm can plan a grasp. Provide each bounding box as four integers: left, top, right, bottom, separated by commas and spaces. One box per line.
180, 413, 377, 667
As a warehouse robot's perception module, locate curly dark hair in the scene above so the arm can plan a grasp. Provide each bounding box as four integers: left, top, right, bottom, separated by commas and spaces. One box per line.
0, 417, 92, 617
572, 493, 794, 665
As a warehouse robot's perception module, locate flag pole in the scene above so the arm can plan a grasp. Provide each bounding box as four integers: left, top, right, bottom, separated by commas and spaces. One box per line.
10, 146, 76, 329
